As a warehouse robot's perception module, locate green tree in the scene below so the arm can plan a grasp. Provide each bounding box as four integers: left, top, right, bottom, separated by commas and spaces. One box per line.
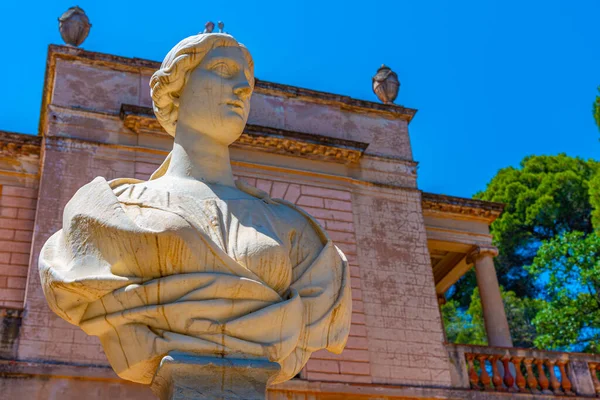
449, 155, 598, 308
590, 169, 600, 228
445, 94, 600, 350
522, 89, 600, 351
475, 154, 598, 298
442, 289, 486, 345
528, 231, 600, 352
442, 287, 542, 348
593, 87, 600, 131
444, 154, 599, 348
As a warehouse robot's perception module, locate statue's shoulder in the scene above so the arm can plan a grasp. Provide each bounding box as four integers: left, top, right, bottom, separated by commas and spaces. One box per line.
234, 180, 276, 204
66, 176, 152, 215
63, 177, 141, 229
235, 180, 329, 244
70, 176, 144, 199
107, 177, 145, 196
68, 176, 121, 203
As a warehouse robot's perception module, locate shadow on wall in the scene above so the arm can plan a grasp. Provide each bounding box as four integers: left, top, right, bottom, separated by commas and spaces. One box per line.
0, 309, 22, 359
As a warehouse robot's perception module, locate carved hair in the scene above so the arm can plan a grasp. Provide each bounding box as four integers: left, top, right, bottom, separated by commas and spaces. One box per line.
150, 33, 254, 136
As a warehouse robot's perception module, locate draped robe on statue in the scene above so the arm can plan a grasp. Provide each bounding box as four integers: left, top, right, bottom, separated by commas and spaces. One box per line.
39, 157, 351, 385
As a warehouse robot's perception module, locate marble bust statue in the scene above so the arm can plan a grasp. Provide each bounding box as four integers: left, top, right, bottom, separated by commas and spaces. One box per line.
39, 32, 351, 387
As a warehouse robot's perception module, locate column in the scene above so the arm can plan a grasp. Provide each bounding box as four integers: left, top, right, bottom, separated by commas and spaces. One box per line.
467, 246, 513, 348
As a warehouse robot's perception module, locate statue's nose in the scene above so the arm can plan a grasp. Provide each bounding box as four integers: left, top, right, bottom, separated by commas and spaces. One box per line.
233, 83, 252, 100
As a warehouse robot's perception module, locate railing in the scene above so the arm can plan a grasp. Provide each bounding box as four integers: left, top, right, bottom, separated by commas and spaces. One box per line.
588, 363, 600, 396
465, 352, 571, 394
446, 344, 600, 397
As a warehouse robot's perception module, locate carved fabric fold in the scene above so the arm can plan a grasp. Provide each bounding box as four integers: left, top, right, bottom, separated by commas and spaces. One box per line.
39, 176, 351, 384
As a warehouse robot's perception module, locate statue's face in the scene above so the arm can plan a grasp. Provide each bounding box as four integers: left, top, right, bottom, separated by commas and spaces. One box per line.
177, 46, 253, 145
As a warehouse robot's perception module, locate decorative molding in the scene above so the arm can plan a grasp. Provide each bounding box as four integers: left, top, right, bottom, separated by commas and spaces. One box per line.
0, 359, 119, 381
120, 104, 369, 164
238, 125, 367, 163
256, 80, 417, 122
120, 104, 164, 136
40, 135, 416, 193
466, 245, 499, 264
41, 44, 417, 136
422, 192, 504, 223
0, 131, 41, 157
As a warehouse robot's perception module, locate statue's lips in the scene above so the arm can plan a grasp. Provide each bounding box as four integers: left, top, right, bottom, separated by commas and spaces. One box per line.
225, 100, 245, 113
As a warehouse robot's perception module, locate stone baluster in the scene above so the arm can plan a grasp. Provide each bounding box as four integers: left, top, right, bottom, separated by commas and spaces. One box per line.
556, 358, 573, 395
546, 359, 562, 395
477, 354, 491, 390
512, 356, 527, 393
490, 355, 504, 391
502, 354, 515, 391
589, 363, 600, 396
466, 354, 479, 389
523, 358, 539, 394
467, 246, 513, 347
462, 350, 596, 396
536, 359, 552, 394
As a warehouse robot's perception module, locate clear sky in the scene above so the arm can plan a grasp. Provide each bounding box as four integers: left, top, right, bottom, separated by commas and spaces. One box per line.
1, 0, 599, 198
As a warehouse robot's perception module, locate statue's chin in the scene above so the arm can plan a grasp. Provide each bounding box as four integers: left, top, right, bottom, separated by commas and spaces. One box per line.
217, 120, 247, 144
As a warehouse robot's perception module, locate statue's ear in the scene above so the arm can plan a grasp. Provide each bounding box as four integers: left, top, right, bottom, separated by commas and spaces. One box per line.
149, 152, 173, 180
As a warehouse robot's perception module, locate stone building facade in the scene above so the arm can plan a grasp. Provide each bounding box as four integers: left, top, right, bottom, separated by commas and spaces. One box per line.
0, 44, 598, 399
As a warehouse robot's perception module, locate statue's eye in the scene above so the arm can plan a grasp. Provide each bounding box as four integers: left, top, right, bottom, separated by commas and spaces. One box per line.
212, 63, 232, 78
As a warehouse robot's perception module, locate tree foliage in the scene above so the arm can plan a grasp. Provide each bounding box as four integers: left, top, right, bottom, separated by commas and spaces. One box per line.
443, 154, 600, 351
444, 92, 600, 351
593, 87, 600, 131
590, 172, 600, 228
442, 287, 542, 348
528, 231, 600, 352
474, 154, 598, 298
442, 288, 486, 346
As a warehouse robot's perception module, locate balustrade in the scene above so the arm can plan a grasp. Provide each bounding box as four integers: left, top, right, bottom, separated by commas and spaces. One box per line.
588, 363, 600, 396
447, 344, 600, 397
465, 352, 573, 395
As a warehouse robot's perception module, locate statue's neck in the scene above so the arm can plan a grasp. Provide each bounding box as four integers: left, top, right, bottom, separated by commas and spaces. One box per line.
164, 127, 236, 187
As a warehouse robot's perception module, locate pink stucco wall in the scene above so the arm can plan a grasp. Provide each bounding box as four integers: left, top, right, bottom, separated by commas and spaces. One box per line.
0, 46, 450, 398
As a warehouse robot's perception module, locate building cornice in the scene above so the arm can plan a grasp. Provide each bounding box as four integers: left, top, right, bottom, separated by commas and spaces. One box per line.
421, 192, 504, 223
120, 104, 369, 164
466, 245, 499, 264
38, 44, 417, 138
0, 131, 41, 157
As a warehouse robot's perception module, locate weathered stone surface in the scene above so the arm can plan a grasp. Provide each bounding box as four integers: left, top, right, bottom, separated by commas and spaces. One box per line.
565, 360, 595, 396
0, 308, 22, 358
352, 188, 452, 386
0, 376, 152, 400
151, 353, 280, 400
249, 94, 413, 160
53, 59, 141, 113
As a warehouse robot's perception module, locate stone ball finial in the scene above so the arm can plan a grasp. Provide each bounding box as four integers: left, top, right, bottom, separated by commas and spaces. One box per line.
372, 64, 400, 104
58, 6, 91, 47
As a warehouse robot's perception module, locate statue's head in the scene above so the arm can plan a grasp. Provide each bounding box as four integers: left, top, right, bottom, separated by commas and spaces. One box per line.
150, 33, 254, 144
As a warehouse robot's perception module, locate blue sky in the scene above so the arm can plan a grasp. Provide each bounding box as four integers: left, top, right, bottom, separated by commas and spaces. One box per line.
1, 0, 599, 198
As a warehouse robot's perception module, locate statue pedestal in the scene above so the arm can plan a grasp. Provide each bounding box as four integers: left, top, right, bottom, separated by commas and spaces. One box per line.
150, 352, 280, 400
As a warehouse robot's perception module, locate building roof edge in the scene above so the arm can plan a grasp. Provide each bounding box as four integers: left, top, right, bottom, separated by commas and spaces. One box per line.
422, 192, 505, 223
45, 44, 418, 123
